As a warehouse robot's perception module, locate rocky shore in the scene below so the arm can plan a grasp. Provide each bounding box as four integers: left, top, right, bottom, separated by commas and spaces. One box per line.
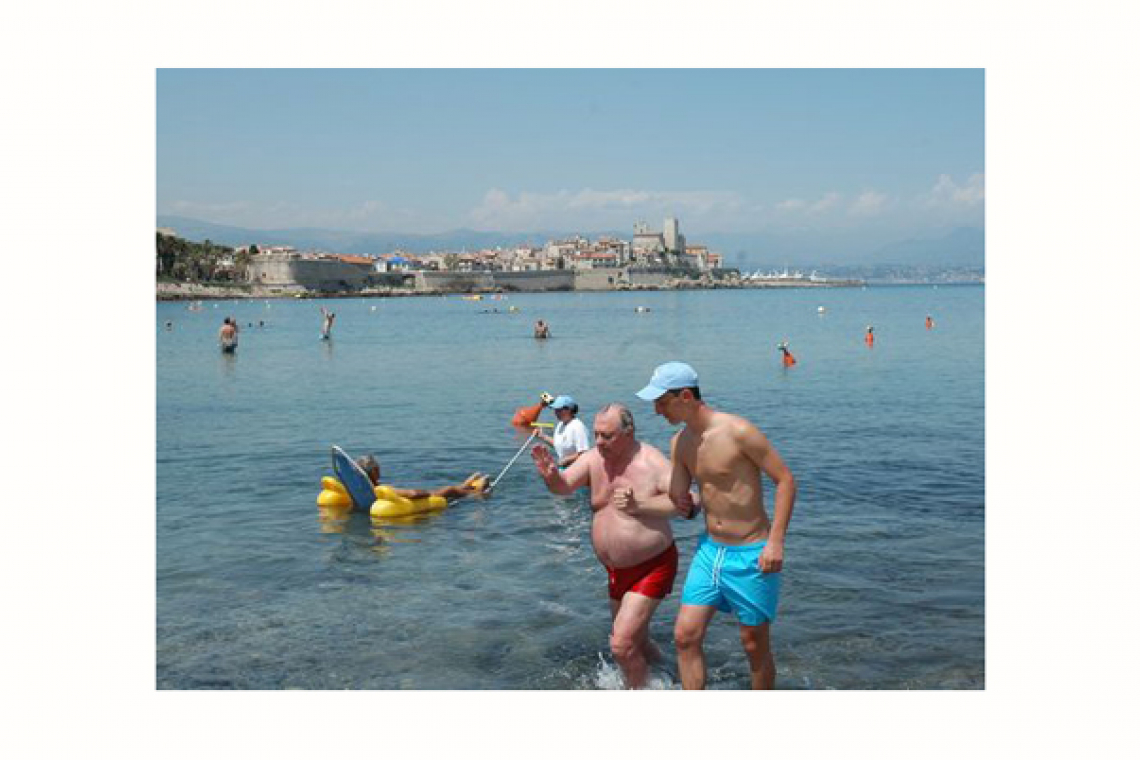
156, 277, 863, 301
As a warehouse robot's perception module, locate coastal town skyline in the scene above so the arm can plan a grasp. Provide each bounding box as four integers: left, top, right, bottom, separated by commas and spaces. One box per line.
158, 69, 984, 266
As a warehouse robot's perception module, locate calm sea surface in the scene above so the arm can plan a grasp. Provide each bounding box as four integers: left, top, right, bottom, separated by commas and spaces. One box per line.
157, 285, 984, 689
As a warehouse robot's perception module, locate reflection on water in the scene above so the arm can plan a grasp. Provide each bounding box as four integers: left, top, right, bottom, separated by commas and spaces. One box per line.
317, 505, 352, 534
220, 348, 237, 377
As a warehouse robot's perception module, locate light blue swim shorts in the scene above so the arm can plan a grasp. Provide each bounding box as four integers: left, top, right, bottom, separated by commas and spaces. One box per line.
681, 535, 781, 626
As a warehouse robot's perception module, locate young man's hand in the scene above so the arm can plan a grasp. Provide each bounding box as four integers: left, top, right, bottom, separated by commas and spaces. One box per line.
759, 540, 784, 573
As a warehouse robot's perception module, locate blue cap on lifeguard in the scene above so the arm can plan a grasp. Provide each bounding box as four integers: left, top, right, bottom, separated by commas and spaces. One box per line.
636, 362, 699, 400
550, 395, 576, 410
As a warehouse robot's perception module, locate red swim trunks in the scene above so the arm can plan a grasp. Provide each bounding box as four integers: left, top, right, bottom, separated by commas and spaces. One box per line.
606, 543, 678, 600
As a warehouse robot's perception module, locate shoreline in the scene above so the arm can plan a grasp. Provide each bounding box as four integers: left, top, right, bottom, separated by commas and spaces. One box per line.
156, 278, 876, 301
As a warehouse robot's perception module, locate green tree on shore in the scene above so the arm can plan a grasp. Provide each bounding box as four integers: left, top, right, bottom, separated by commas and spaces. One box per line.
156, 232, 237, 283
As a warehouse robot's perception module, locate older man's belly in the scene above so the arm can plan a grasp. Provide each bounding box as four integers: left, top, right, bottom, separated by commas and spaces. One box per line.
591, 509, 673, 569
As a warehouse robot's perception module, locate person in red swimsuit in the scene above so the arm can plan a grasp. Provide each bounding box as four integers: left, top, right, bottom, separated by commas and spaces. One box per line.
532, 403, 696, 688
778, 341, 796, 367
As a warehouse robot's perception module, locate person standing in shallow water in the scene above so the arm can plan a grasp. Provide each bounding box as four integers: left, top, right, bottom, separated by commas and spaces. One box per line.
533, 319, 550, 339
778, 341, 796, 367
320, 307, 335, 339
531, 403, 695, 689
218, 317, 238, 352
536, 395, 591, 468
637, 361, 797, 690
865, 325, 875, 347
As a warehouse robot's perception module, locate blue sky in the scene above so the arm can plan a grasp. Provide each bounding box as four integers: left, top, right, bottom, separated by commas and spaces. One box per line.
158, 69, 983, 247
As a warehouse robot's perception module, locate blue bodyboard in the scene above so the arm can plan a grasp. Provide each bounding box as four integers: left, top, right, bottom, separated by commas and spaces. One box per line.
331, 445, 376, 512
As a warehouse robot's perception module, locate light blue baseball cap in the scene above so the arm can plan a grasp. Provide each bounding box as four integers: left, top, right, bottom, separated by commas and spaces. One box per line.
550, 395, 576, 410
636, 362, 699, 400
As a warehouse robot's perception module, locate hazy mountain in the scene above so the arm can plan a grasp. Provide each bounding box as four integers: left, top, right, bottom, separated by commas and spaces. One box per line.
156, 216, 983, 269
865, 226, 984, 267
156, 216, 620, 255
700, 226, 984, 269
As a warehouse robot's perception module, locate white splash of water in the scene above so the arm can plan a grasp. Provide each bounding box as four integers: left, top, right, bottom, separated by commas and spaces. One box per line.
588, 652, 678, 690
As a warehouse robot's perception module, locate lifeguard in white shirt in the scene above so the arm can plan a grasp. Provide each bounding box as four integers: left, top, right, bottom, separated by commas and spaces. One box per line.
539, 395, 591, 467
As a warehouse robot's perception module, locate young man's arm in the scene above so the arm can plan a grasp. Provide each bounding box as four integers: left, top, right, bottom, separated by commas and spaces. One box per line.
620, 436, 696, 518
669, 432, 697, 517
739, 421, 796, 572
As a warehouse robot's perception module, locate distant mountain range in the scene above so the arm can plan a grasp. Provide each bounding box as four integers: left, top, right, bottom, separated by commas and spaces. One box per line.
156, 216, 614, 256
156, 215, 984, 269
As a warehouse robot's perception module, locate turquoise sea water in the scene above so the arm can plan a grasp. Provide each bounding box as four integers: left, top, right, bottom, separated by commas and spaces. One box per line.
157, 285, 984, 689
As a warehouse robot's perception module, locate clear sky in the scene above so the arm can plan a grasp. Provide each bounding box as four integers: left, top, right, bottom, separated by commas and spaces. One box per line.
158, 69, 983, 246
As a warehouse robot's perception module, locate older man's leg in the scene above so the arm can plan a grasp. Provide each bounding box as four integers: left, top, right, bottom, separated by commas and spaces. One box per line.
608, 593, 662, 689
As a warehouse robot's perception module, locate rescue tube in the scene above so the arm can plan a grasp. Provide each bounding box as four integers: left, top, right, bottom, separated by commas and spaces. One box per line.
370, 485, 448, 518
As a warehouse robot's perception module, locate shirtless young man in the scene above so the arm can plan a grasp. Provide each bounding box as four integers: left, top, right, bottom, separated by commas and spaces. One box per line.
636, 362, 797, 690
531, 403, 694, 688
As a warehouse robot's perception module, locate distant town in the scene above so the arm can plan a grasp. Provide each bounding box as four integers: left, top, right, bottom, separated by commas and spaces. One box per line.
156, 216, 981, 300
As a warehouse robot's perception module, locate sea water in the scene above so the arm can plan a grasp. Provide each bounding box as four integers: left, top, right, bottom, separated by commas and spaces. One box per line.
156, 285, 984, 689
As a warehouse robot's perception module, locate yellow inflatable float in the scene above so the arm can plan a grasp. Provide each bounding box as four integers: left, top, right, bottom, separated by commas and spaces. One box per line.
316, 476, 449, 518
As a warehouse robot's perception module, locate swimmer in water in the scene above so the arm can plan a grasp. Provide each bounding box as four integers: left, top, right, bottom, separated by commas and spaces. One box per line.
926, 315, 934, 330
534, 319, 550, 339
355, 454, 488, 500
320, 307, 336, 339
218, 317, 238, 352
778, 341, 796, 367
319, 307, 335, 339
164, 321, 173, 330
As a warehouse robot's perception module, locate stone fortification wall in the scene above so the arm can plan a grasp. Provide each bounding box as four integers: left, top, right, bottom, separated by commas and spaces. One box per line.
574, 268, 628, 291
415, 270, 575, 292
415, 271, 496, 292
248, 255, 372, 291
495, 270, 575, 291
626, 269, 673, 288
